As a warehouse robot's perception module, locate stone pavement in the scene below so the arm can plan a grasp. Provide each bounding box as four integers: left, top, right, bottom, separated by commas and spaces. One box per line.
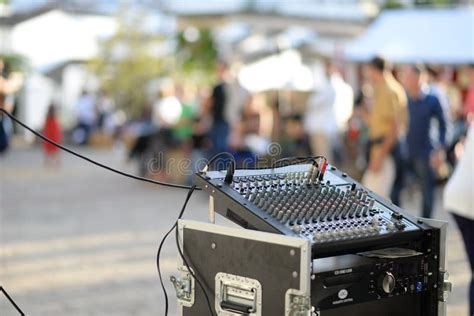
0, 146, 470, 315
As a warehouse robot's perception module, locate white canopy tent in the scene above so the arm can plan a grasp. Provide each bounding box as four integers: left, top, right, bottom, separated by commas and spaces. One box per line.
346, 8, 474, 64
238, 50, 314, 92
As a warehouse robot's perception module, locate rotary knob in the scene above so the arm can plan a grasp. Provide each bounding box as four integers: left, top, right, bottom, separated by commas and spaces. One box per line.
377, 272, 396, 295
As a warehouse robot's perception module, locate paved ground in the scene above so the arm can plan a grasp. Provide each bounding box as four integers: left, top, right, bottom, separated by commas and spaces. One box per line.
0, 146, 470, 315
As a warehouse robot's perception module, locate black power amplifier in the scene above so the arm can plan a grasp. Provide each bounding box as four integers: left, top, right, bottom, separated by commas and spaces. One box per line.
312, 252, 434, 314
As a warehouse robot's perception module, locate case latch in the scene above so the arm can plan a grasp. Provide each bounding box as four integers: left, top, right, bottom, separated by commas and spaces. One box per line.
285, 289, 311, 316
170, 266, 195, 307
439, 270, 452, 302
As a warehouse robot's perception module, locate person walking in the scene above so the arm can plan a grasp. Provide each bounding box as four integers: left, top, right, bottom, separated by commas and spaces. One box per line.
0, 59, 23, 155
42, 104, 63, 167
74, 90, 97, 145
206, 61, 231, 157
304, 62, 338, 163
393, 65, 446, 218
444, 124, 474, 316
0, 93, 9, 154
465, 64, 474, 124
361, 56, 407, 199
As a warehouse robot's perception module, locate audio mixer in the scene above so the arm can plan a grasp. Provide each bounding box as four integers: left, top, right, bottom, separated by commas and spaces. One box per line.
178, 161, 450, 315
194, 163, 423, 256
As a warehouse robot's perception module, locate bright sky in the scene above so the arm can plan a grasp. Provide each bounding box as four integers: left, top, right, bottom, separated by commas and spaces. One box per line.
9, 0, 119, 13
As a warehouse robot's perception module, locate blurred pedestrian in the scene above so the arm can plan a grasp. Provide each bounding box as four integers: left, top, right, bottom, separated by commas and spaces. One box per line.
332, 64, 354, 134
226, 63, 251, 139
188, 117, 210, 183
240, 93, 273, 156
0, 94, 9, 154
393, 65, 446, 218
127, 104, 156, 177
74, 90, 97, 145
426, 66, 453, 146
439, 67, 465, 167
465, 64, 474, 124
331, 63, 354, 164
173, 84, 196, 144
96, 89, 115, 133
0, 59, 23, 99
346, 87, 370, 175
281, 114, 311, 158
444, 124, 474, 316
361, 56, 407, 199
42, 104, 63, 167
426, 66, 450, 121
304, 62, 338, 162
206, 61, 231, 157
0, 59, 23, 155
152, 80, 182, 129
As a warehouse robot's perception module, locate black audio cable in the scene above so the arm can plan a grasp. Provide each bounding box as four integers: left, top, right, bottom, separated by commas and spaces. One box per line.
156, 185, 198, 316
175, 212, 214, 316
0, 108, 199, 190
200, 151, 236, 173
0, 108, 209, 314
2, 108, 253, 188
156, 185, 213, 316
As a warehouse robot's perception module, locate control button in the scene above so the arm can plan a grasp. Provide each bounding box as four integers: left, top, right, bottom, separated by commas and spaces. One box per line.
292, 225, 302, 234
392, 212, 403, 220
395, 222, 406, 230
377, 272, 396, 295
277, 211, 284, 220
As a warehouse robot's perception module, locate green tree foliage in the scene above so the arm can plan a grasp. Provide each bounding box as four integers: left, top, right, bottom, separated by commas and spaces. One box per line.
414, 0, 454, 6
383, 0, 405, 9
0, 53, 28, 74
384, 0, 459, 8
175, 28, 218, 85
91, 9, 219, 117
89, 8, 167, 118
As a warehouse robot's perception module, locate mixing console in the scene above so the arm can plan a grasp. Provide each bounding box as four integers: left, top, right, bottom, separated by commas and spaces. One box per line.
194, 163, 422, 255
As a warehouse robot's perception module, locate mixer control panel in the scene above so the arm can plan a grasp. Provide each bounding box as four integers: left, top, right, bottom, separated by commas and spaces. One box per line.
194, 164, 422, 253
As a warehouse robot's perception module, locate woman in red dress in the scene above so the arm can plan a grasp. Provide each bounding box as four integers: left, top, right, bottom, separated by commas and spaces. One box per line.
43, 104, 63, 167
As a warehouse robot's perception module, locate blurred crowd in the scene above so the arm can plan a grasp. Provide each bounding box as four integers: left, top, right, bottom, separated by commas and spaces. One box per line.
2, 57, 474, 209
2, 57, 474, 207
